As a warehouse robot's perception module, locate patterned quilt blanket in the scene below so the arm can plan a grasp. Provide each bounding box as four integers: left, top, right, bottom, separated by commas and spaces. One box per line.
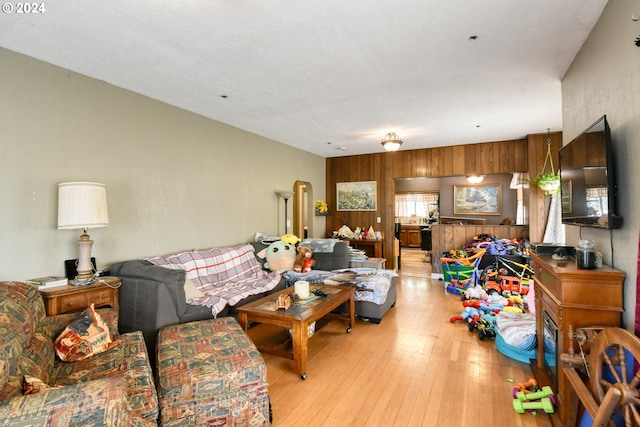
284, 268, 397, 305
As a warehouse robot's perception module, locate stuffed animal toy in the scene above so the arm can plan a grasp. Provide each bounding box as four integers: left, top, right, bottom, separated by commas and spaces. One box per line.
337, 225, 356, 239
293, 246, 315, 273
462, 284, 488, 301
257, 241, 296, 272
449, 306, 482, 326
280, 234, 300, 246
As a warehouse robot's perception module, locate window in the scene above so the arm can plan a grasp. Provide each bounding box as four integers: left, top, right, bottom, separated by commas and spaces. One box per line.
586, 187, 608, 217
395, 192, 439, 218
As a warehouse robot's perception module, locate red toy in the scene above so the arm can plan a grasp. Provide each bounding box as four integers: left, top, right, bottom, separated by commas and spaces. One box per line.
303, 257, 315, 273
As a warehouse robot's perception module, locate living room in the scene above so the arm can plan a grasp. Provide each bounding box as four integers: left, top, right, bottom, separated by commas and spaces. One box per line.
1, 1, 639, 425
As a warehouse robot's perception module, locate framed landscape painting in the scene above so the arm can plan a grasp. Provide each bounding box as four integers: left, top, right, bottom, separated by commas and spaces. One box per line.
453, 184, 502, 215
337, 181, 377, 211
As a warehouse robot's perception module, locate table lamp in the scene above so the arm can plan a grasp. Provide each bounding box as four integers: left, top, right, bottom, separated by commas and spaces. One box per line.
57, 182, 109, 280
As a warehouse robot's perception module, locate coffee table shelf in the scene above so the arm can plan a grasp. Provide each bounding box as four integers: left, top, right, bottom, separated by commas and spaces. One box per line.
237, 284, 355, 380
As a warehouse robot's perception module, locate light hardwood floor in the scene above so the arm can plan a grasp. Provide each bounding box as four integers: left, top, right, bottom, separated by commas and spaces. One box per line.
262, 248, 553, 427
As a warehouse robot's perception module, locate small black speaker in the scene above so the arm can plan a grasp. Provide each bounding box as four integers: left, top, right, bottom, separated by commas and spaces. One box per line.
64, 257, 96, 279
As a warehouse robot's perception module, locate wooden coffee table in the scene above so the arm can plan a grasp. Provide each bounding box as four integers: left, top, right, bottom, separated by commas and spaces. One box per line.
236, 284, 355, 380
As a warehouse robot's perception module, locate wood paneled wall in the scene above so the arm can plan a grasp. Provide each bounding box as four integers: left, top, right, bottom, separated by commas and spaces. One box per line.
325, 135, 560, 269
526, 132, 563, 243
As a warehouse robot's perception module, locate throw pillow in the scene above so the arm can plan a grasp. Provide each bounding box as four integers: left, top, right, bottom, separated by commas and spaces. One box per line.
184, 277, 204, 302
54, 304, 119, 362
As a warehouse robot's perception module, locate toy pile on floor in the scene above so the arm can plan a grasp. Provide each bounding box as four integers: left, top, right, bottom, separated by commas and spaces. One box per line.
511, 378, 556, 415
445, 235, 553, 363
447, 234, 531, 333
449, 283, 528, 340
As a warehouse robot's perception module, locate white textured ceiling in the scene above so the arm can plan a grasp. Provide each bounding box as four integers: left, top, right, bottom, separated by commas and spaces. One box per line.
0, 1, 607, 158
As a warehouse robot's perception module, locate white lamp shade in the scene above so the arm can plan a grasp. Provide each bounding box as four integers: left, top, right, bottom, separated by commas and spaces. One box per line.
276, 191, 293, 200
58, 182, 109, 230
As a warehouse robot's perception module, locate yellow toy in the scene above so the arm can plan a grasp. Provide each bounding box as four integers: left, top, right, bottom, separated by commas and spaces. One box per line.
280, 234, 300, 246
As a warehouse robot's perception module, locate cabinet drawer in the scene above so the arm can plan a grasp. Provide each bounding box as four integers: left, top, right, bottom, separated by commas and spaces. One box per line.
56, 289, 114, 314
58, 293, 90, 314
39, 277, 120, 316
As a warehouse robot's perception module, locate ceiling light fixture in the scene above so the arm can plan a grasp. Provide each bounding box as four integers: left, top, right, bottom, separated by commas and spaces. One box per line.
466, 175, 484, 184
381, 132, 403, 152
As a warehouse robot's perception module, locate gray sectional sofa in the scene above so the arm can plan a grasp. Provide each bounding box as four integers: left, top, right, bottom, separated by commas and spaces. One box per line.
110, 239, 397, 361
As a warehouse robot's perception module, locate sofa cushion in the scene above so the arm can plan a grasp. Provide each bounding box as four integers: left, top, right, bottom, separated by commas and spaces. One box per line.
54, 304, 119, 362
299, 239, 350, 271
110, 259, 188, 318
184, 277, 204, 302
51, 330, 159, 422
17, 330, 54, 387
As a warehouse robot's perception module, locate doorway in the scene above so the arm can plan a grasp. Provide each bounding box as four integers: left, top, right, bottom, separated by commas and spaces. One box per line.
293, 180, 313, 239
394, 177, 441, 271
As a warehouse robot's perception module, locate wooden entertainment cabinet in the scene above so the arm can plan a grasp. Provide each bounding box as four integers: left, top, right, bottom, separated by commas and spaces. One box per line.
530, 253, 625, 426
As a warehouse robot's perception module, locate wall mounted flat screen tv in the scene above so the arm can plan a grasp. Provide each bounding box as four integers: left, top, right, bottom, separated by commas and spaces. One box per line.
559, 115, 622, 229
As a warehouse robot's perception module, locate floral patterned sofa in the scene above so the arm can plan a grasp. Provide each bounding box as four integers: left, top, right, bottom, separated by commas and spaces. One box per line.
0, 281, 158, 426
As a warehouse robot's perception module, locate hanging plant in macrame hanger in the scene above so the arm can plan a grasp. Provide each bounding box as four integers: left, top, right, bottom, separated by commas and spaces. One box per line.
528, 130, 560, 195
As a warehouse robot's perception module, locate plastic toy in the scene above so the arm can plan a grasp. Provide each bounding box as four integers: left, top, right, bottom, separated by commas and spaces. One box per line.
441, 249, 485, 294
512, 378, 540, 396
512, 385, 556, 414
515, 385, 553, 402
513, 398, 555, 414
475, 314, 497, 339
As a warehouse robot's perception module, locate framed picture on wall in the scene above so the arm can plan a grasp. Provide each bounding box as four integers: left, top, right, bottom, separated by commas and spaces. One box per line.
453, 184, 502, 215
336, 181, 377, 211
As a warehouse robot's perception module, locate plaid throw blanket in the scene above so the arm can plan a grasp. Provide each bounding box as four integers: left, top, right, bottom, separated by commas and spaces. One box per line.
146, 244, 281, 316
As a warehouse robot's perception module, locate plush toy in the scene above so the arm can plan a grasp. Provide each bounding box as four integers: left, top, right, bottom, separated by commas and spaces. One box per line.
257, 241, 296, 272
337, 225, 356, 239
462, 284, 488, 301
476, 314, 497, 339
449, 306, 482, 326
280, 234, 300, 246
293, 246, 315, 273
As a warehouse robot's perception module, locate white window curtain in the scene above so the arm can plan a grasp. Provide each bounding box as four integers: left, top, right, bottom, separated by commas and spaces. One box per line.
395, 192, 439, 217
543, 193, 565, 244
510, 172, 527, 225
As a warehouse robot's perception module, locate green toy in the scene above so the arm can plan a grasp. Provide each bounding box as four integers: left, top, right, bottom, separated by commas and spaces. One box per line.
515, 385, 553, 401
513, 397, 555, 414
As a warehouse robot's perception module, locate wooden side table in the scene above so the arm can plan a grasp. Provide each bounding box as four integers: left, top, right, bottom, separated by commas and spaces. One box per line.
346, 239, 385, 258
39, 277, 120, 316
